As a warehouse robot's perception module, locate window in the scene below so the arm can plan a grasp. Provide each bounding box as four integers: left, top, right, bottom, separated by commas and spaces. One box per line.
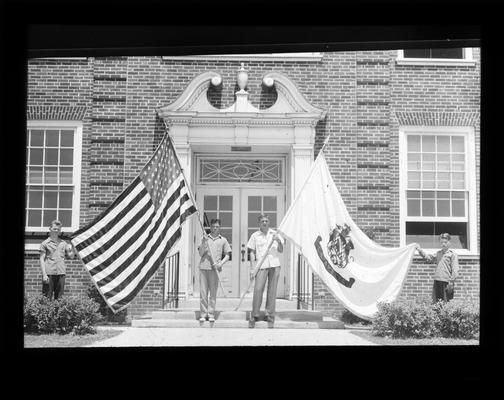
396, 48, 476, 66
399, 127, 477, 253
25, 122, 82, 244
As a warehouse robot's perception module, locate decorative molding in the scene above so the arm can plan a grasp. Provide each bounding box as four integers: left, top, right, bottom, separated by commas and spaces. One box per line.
27, 105, 88, 121
395, 111, 480, 126
161, 53, 323, 62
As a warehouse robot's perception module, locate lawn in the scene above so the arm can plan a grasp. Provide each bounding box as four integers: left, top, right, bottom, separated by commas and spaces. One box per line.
349, 329, 479, 345
24, 329, 124, 348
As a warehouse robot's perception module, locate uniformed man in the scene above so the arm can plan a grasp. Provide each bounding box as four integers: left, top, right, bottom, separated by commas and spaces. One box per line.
416, 233, 459, 302
197, 218, 231, 323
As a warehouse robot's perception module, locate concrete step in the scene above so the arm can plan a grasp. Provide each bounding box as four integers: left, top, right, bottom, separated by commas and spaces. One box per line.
150, 310, 323, 322
176, 298, 299, 311
131, 318, 344, 329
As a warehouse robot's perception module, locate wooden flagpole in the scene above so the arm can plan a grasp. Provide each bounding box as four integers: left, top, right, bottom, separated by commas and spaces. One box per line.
162, 123, 227, 298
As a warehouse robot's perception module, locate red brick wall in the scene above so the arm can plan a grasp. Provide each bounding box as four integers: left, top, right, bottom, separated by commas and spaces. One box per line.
25, 51, 480, 319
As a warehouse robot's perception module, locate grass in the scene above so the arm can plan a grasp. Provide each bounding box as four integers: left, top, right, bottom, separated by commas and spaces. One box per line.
349, 329, 479, 345
24, 329, 124, 348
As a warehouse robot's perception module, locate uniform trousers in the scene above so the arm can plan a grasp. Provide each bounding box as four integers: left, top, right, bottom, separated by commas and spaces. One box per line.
251, 266, 280, 320
199, 269, 218, 318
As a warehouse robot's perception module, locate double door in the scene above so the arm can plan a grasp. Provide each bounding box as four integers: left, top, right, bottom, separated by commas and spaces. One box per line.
193, 187, 286, 298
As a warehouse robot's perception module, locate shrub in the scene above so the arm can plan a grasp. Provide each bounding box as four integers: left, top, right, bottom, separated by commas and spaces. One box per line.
372, 297, 440, 338
340, 309, 372, 325
24, 295, 101, 335
435, 299, 479, 339
371, 297, 480, 339
86, 283, 128, 324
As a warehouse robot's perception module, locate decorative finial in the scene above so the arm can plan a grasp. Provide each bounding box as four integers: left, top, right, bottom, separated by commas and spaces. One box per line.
237, 63, 248, 91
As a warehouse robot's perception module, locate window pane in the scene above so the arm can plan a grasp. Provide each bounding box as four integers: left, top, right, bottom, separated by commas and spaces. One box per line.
44, 190, 58, 208
219, 196, 232, 211
437, 191, 450, 198
422, 200, 435, 216
28, 188, 43, 208
44, 167, 58, 184
29, 166, 43, 184
59, 167, 73, 184
58, 210, 72, 227
437, 154, 450, 162
220, 229, 232, 243
452, 200, 465, 217
43, 210, 58, 227
248, 212, 261, 227
45, 130, 59, 147
45, 148, 59, 165
437, 136, 450, 152
452, 181, 465, 189
403, 49, 431, 58
431, 48, 464, 59
437, 181, 450, 189
422, 191, 435, 199
60, 149, 73, 165
407, 199, 421, 216
248, 196, 261, 211
437, 162, 450, 171
422, 162, 435, 171
59, 190, 73, 208
452, 137, 465, 153
422, 136, 435, 152
409, 181, 420, 189
407, 135, 421, 151
437, 200, 450, 216
29, 148, 43, 165
408, 161, 421, 170
422, 172, 435, 181
422, 153, 435, 162
437, 172, 450, 181
268, 214, 277, 227
264, 196, 277, 211
407, 190, 421, 199
408, 172, 420, 181
452, 154, 465, 162
408, 153, 420, 161
30, 130, 44, 147
60, 130, 74, 147
406, 221, 467, 249
219, 212, 232, 227
451, 163, 465, 171
204, 196, 217, 210
423, 181, 435, 189
28, 210, 42, 227
451, 191, 465, 199
205, 212, 217, 223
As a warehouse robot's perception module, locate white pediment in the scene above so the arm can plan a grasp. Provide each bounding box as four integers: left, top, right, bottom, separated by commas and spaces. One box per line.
157, 71, 326, 122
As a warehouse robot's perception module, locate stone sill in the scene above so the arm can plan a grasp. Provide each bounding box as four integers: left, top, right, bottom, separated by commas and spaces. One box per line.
396, 58, 476, 67
162, 53, 323, 62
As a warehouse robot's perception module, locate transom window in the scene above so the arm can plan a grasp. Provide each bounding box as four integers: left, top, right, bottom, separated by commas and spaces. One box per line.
401, 129, 477, 252
396, 48, 475, 66
198, 158, 284, 185
25, 122, 82, 234
403, 48, 465, 59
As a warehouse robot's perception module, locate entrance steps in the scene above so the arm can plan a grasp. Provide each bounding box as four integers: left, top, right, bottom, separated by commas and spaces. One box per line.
131, 298, 344, 329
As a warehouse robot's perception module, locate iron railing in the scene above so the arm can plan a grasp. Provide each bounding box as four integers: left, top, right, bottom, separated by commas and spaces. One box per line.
163, 251, 180, 309
297, 253, 314, 310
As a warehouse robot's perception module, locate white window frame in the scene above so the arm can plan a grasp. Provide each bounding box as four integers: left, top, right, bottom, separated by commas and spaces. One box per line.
25, 121, 83, 250
396, 48, 476, 66
399, 126, 478, 255
162, 52, 323, 62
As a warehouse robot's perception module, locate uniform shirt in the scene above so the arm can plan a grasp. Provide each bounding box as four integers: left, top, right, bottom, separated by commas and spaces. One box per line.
39, 237, 70, 275
247, 229, 284, 269
424, 248, 459, 283
198, 234, 232, 270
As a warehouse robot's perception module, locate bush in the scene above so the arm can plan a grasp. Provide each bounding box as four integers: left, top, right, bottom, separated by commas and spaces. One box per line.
340, 309, 372, 325
86, 283, 128, 324
371, 297, 479, 339
436, 299, 479, 339
372, 297, 440, 338
24, 295, 101, 335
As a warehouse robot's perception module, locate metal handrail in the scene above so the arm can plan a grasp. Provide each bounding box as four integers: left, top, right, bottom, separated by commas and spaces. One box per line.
163, 251, 180, 309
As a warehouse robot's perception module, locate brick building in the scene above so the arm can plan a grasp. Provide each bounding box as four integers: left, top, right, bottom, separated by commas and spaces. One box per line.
24, 49, 480, 318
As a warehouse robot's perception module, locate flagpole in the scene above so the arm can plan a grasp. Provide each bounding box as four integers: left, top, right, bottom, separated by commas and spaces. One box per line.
161, 122, 227, 298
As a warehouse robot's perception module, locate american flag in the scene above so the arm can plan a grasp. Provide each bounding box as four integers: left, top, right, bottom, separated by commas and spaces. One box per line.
70, 133, 196, 313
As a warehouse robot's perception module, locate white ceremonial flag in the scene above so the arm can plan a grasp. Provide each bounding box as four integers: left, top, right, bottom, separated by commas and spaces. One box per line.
278, 153, 417, 320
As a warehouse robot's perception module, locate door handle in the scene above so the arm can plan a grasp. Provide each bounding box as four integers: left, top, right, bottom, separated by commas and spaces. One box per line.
241, 244, 246, 262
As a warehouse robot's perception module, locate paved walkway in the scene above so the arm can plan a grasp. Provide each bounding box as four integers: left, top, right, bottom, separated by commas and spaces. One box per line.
88, 327, 377, 347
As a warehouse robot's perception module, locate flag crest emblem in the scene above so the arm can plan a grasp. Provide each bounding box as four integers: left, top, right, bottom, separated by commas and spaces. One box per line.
328, 223, 354, 269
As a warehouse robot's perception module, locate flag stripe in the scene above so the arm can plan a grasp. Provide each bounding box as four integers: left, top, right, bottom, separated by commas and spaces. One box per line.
95, 189, 190, 287
72, 178, 144, 247
80, 175, 183, 261
81, 194, 152, 261
101, 195, 193, 299
108, 205, 195, 310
